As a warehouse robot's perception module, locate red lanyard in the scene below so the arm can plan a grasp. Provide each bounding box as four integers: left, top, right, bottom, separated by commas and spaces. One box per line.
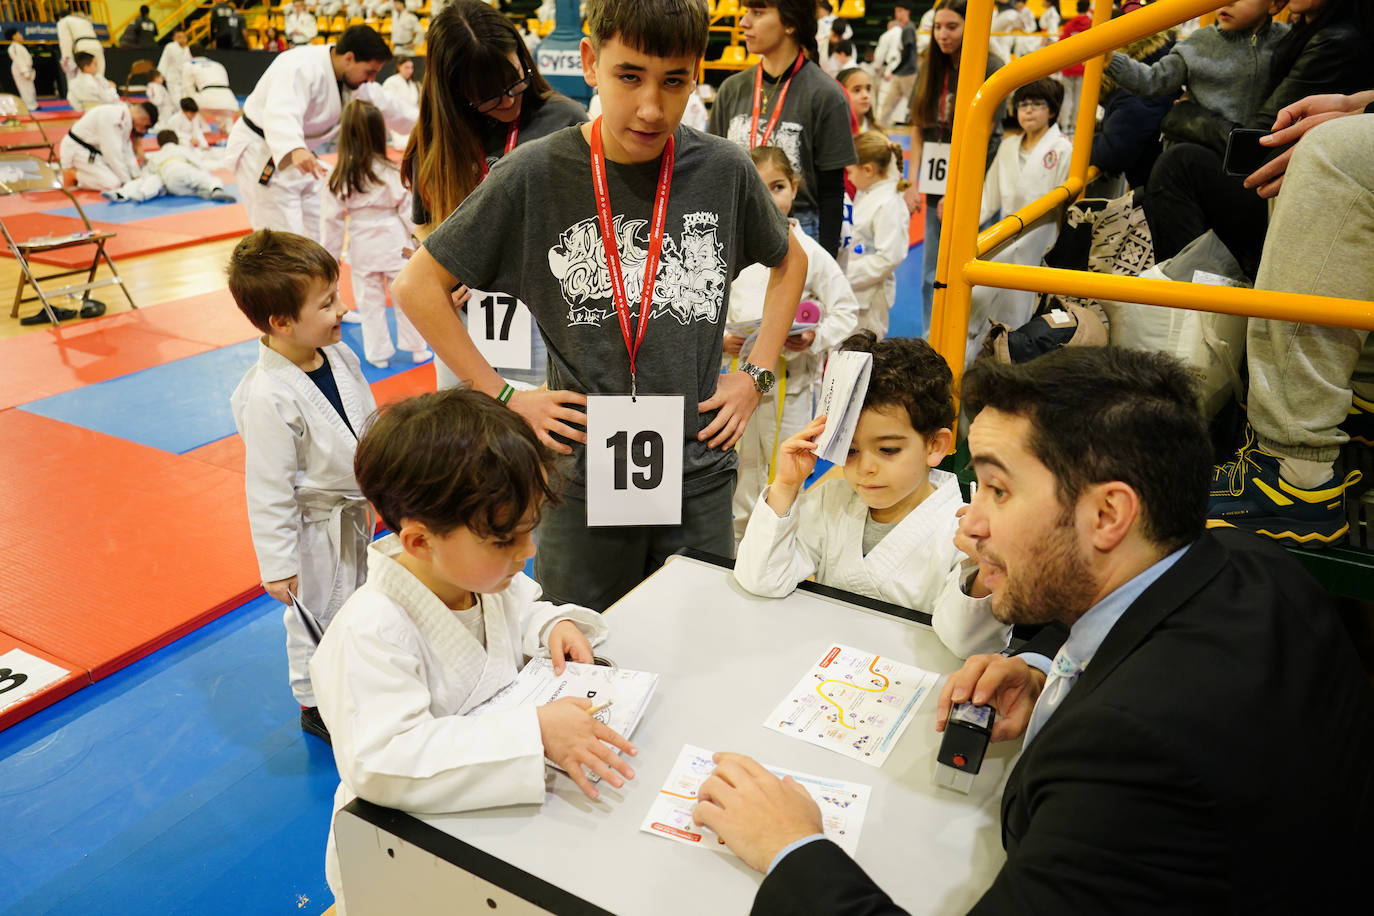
749, 54, 805, 148
480, 122, 520, 178
589, 115, 674, 395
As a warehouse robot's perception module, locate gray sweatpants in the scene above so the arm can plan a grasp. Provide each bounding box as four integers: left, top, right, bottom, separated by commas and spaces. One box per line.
532, 471, 736, 612
1247, 114, 1374, 463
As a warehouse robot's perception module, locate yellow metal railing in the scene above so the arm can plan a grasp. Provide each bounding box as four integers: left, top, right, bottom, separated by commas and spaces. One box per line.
930, 0, 1374, 391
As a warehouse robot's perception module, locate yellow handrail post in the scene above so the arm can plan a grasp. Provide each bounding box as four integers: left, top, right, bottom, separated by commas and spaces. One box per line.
1066, 0, 1113, 195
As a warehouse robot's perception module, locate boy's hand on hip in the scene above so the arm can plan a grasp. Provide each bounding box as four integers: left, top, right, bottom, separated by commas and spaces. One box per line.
697, 370, 761, 450
263, 575, 298, 606
537, 697, 637, 800
546, 620, 594, 676
507, 388, 587, 454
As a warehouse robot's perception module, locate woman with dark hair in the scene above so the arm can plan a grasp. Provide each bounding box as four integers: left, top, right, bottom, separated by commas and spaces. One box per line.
707, 0, 857, 255
402, 0, 587, 388
1143, 0, 1374, 271
904, 0, 1002, 339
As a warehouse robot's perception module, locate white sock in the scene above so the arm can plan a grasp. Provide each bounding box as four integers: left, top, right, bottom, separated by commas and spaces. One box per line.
1276, 455, 1334, 490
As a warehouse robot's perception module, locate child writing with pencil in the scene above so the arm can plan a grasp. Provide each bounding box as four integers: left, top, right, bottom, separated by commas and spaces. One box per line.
310, 387, 637, 914
734, 331, 1009, 658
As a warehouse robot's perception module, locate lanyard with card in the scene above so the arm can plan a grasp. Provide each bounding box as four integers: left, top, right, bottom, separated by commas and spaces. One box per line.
750, 54, 805, 148
584, 116, 683, 526
479, 122, 520, 178
919, 71, 952, 196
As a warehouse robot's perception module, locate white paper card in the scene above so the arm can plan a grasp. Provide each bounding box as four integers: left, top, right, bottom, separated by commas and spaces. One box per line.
641, 744, 871, 857
464, 289, 533, 371
919, 141, 952, 196
586, 395, 684, 526
0, 648, 73, 714
813, 350, 873, 464
469, 658, 659, 742
764, 643, 940, 767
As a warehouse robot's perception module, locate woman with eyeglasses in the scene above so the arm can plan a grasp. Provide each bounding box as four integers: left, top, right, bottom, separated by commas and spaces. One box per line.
402, 0, 586, 388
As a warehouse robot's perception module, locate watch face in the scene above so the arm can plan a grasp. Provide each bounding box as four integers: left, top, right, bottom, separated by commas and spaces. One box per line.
756, 368, 777, 391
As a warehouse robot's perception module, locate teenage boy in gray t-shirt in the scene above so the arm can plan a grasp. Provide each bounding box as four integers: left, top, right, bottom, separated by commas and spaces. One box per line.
394, 0, 807, 612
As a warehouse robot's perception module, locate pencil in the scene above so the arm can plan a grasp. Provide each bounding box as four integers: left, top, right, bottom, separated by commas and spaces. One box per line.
586, 700, 614, 718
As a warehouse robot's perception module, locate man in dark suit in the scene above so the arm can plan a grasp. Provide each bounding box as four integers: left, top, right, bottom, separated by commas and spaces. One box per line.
694, 347, 1374, 914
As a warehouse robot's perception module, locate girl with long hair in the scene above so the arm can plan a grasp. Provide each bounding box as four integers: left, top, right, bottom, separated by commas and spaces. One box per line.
401, 0, 586, 387
905, 0, 1003, 339
322, 100, 431, 369
707, 0, 857, 255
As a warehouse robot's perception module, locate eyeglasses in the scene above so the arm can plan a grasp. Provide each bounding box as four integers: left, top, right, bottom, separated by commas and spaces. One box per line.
472, 69, 533, 114
1016, 99, 1049, 110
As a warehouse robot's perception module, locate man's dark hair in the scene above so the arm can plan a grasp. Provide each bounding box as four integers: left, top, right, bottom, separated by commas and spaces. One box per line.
336, 24, 392, 62
136, 100, 159, 125
833, 39, 855, 58
74, 50, 95, 69
586, 0, 711, 59
1076, 0, 1090, 12
140, 4, 150, 14
355, 388, 562, 539
840, 330, 955, 438
226, 229, 339, 333
961, 347, 1210, 551
156, 129, 178, 146
744, 1, 821, 61
4, 28, 19, 40
1013, 76, 1064, 120
180, 95, 199, 112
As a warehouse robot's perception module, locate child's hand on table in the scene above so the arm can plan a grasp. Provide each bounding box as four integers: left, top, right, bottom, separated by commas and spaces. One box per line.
537, 697, 638, 800
546, 619, 594, 675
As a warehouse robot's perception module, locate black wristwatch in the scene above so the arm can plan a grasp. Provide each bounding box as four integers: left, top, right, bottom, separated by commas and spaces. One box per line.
739, 361, 777, 394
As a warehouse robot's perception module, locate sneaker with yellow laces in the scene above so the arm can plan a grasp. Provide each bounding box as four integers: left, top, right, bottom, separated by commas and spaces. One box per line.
1339, 392, 1374, 448
1207, 436, 1363, 547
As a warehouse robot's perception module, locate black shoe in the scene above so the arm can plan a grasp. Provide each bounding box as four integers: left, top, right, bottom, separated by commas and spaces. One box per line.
79, 298, 106, 319
300, 706, 332, 744
19, 305, 78, 325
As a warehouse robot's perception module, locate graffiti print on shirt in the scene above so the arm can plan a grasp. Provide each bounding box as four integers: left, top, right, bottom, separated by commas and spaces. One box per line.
547, 210, 727, 329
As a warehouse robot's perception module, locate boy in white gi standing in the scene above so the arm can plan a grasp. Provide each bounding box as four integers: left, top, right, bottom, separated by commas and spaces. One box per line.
228, 230, 376, 743
6, 28, 37, 109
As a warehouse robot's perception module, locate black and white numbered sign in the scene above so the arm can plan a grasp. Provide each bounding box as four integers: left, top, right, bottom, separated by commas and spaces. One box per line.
0, 648, 71, 714
918, 141, 952, 196
463, 289, 533, 371
585, 395, 684, 526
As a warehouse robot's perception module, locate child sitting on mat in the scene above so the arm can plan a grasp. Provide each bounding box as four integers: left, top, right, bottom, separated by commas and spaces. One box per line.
310, 387, 637, 913
228, 229, 376, 744
733, 331, 1010, 658
102, 129, 233, 202
65, 50, 118, 111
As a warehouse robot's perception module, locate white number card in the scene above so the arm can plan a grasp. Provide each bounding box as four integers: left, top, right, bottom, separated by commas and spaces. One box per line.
0, 648, 73, 714
918, 141, 951, 196
586, 395, 684, 527
464, 289, 533, 371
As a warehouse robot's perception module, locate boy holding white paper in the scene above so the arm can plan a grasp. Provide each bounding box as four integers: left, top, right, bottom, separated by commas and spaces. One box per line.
734, 332, 1010, 658
310, 388, 637, 914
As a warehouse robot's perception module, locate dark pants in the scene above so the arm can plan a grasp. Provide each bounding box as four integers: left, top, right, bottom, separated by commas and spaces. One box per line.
1143, 142, 1268, 274
532, 471, 736, 612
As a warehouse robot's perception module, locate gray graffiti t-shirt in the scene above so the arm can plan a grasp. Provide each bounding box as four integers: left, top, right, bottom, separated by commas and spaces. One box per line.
424, 124, 791, 496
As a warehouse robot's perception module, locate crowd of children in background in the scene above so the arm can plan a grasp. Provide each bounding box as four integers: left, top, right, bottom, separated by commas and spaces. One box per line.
9, 0, 1372, 908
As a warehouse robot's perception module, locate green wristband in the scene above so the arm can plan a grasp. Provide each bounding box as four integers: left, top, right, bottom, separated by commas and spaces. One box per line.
497, 383, 514, 404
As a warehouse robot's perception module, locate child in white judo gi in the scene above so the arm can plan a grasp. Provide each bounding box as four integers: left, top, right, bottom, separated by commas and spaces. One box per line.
103, 129, 234, 201
734, 331, 1010, 658
166, 96, 210, 148
144, 69, 177, 128
228, 230, 378, 743
66, 51, 119, 111
840, 131, 911, 338
6, 28, 38, 109
724, 146, 859, 541
311, 387, 638, 913
59, 101, 157, 192
321, 99, 430, 368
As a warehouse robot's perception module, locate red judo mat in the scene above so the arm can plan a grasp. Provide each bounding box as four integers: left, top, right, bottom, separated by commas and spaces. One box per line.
0, 206, 251, 267
0, 289, 256, 410
0, 409, 264, 727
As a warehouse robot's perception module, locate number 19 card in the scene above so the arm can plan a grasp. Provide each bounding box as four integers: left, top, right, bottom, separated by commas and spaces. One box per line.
585, 394, 684, 527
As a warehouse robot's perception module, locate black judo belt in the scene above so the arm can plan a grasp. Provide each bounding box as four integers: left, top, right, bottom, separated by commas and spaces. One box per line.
241, 113, 276, 185
67, 129, 100, 163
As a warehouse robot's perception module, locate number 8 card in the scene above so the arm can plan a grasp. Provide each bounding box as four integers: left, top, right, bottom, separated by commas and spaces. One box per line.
585, 395, 684, 527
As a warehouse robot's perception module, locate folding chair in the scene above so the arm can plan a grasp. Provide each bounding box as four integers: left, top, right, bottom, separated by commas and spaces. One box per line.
0, 154, 138, 326
123, 59, 157, 95
0, 94, 58, 162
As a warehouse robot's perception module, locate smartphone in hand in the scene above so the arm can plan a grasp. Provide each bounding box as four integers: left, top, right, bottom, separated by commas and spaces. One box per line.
1223, 128, 1272, 178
